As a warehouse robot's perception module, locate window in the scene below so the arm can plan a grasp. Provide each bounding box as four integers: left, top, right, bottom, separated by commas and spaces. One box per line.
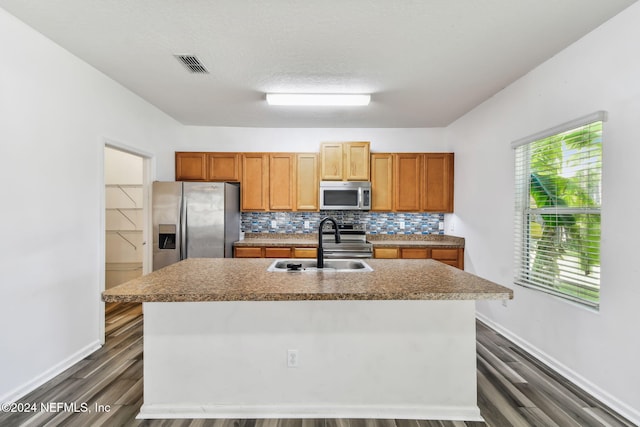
513, 112, 604, 308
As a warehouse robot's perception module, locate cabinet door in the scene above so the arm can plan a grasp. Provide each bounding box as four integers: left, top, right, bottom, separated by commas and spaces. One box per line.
241, 154, 269, 211
345, 141, 370, 181
431, 248, 460, 267
175, 152, 207, 181
320, 142, 344, 180
269, 153, 295, 210
206, 153, 240, 181
371, 153, 393, 211
394, 154, 422, 211
296, 153, 319, 211
423, 153, 454, 212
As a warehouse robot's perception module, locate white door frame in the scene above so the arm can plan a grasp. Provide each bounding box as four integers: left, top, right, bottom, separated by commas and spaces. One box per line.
99, 138, 155, 344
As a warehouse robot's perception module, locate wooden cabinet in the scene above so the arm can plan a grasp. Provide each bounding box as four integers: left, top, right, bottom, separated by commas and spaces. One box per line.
371, 153, 393, 211
373, 245, 464, 269
234, 247, 264, 258
206, 153, 241, 181
264, 247, 292, 258
320, 142, 370, 181
176, 149, 452, 213
319, 143, 344, 180
269, 153, 295, 211
400, 248, 429, 259
234, 246, 316, 258
393, 153, 454, 213
175, 152, 207, 181
373, 247, 399, 259
423, 153, 454, 212
241, 153, 269, 211
293, 247, 317, 258
431, 248, 463, 269
176, 152, 241, 182
296, 153, 319, 211
394, 154, 422, 211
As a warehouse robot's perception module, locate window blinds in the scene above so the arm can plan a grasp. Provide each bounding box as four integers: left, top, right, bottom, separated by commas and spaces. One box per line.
513, 112, 605, 308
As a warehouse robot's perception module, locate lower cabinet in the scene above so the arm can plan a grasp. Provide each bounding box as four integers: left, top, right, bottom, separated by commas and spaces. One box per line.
373, 246, 464, 269
234, 246, 316, 258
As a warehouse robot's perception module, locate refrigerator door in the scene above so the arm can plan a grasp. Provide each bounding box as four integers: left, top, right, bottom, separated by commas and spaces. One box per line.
152, 181, 183, 271
183, 182, 225, 259
223, 183, 241, 257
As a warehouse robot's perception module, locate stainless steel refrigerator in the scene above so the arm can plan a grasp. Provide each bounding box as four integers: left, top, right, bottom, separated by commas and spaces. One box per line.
152, 181, 240, 271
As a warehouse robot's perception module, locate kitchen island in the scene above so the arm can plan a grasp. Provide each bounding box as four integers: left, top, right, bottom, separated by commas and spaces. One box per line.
103, 258, 512, 421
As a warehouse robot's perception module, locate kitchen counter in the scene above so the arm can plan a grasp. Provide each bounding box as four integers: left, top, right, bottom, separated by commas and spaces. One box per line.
102, 257, 510, 303
103, 257, 510, 422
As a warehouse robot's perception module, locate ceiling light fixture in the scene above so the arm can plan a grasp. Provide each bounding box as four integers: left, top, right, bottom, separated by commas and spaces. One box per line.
266, 93, 371, 106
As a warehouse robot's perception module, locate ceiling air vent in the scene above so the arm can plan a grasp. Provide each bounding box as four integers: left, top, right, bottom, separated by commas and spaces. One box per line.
174, 54, 209, 74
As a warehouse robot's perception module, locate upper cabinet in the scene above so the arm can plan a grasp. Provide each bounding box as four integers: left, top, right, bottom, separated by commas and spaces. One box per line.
206, 153, 241, 181
370, 153, 393, 211
241, 153, 269, 211
320, 141, 370, 181
394, 153, 454, 213
423, 153, 454, 212
269, 153, 296, 211
175, 152, 207, 181
176, 152, 240, 182
175, 149, 453, 213
394, 154, 423, 211
296, 153, 319, 211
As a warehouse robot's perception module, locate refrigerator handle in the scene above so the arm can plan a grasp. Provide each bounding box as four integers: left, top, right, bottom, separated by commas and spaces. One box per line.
180, 192, 187, 260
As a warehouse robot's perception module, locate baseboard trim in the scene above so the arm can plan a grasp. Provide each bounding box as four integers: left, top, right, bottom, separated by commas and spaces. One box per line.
0, 340, 102, 403
137, 404, 483, 421
476, 312, 639, 426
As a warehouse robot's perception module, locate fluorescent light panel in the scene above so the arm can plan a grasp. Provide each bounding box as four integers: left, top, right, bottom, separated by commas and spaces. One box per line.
266, 93, 370, 106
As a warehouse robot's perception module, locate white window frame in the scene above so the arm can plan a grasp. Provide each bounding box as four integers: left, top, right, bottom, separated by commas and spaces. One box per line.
512, 111, 606, 309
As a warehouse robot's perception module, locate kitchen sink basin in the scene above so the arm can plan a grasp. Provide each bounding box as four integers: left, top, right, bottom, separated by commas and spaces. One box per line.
267, 259, 373, 272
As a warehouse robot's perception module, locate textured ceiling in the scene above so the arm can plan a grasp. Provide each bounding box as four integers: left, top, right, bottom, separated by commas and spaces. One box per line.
0, 0, 636, 127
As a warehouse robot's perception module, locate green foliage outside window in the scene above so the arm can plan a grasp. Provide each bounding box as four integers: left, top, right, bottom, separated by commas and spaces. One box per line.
519, 121, 601, 305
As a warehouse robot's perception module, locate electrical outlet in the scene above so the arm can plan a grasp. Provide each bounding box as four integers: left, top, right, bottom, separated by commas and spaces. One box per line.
304, 220, 310, 229
287, 349, 299, 368
271, 220, 277, 229
399, 221, 405, 229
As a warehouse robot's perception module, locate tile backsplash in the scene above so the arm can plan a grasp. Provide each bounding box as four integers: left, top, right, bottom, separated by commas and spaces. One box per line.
241, 211, 444, 235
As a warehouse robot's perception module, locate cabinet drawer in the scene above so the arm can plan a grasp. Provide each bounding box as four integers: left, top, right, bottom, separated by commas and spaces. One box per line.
400, 248, 429, 259
265, 247, 292, 258
374, 247, 399, 259
234, 247, 263, 258
293, 248, 317, 258
431, 248, 458, 260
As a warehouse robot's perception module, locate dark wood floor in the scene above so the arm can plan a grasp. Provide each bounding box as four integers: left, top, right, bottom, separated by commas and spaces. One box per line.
0, 303, 634, 427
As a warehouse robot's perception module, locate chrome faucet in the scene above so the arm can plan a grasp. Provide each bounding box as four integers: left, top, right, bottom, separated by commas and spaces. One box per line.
317, 217, 341, 268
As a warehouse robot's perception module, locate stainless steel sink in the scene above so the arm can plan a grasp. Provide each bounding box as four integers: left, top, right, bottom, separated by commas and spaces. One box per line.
267, 259, 373, 272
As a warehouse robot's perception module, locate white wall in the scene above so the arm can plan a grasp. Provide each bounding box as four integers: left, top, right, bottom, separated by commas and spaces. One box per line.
179, 126, 449, 160
446, 3, 640, 422
0, 9, 181, 401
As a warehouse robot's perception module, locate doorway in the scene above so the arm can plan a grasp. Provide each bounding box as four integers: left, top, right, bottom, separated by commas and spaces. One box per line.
100, 142, 152, 343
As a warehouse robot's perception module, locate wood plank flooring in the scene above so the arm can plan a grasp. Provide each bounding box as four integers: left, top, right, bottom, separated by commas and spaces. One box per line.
0, 303, 634, 427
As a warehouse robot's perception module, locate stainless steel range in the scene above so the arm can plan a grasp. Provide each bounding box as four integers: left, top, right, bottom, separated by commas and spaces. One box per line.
321, 223, 372, 259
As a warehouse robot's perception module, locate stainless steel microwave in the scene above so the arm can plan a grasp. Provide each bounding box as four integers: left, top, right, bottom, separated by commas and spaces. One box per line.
319, 181, 371, 210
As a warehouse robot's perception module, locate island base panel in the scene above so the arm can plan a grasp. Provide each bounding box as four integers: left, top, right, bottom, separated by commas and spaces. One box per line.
140, 300, 482, 421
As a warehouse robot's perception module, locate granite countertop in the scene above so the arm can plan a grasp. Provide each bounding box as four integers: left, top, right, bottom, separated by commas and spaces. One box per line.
102, 258, 511, 303
234, 233, 465, 248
